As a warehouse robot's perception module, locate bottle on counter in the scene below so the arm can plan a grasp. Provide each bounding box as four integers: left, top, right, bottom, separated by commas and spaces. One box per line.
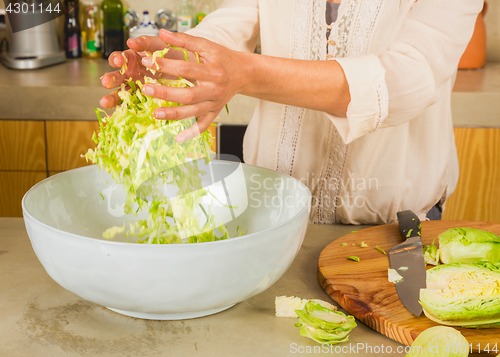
81, 2, 102, 59
63, 0, 82, 58
177, 0, 194, 33
195, 0, 215, 26
101, 0, 124, 59
129, 11, 159, 39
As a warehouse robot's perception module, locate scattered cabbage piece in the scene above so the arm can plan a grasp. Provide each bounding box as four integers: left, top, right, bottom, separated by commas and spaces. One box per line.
388, 268, 404, 283
439, 227, 500, 264
293, 302, 354, 343
347, 256, 360, 262
398, 266, 409, 271
419, 262, 500, 328
360, 241, 368, 248
424, 239, 440, 266
275, 296, 336, 317
294, 301, 357, 344
340, 243, 347, 247
405, 326, 469, 357
375, 246, 386, 255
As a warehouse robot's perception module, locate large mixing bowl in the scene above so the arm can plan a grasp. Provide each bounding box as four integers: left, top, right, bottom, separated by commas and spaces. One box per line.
22, 162, 311, 320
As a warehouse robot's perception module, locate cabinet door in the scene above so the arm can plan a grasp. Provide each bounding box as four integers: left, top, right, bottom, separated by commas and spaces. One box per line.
0, 120, 46, 171
0, 171, 47, 217
46, 121, 100, 171
443, 128, 500, 223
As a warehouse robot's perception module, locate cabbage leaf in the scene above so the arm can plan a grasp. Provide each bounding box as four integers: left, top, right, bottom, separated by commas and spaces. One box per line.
439, 227, 500, 264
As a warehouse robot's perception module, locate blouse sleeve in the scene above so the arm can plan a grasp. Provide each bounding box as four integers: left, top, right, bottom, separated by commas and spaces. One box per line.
328, 0, 484, 144
186, 0, 260, 53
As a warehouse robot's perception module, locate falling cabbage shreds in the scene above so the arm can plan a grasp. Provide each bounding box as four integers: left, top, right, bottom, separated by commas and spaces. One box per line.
85, 47, 232, 244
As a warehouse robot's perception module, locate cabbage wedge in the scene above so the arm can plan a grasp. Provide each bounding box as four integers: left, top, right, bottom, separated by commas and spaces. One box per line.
420, 262, 500, 328
439, 227, 500, 264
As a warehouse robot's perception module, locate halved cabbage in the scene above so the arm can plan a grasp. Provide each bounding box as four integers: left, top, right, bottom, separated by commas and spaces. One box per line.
405, 326, 469, 357
419, 262, 500, 328
439, 227, 500, 264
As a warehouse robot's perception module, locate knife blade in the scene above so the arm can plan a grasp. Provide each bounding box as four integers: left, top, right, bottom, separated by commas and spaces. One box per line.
388, 210, 426, 317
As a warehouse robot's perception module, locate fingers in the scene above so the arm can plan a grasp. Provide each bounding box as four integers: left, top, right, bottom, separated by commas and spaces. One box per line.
176, 112, 218, 143
108, 49, 135, 68
142, 84, 208, 106
101, 70, 126, 89
159, 29, 210, 55
142, 55, 212, 81
100, 92, 121, 109
127, 35, 169, 53
153, 101, 215, 120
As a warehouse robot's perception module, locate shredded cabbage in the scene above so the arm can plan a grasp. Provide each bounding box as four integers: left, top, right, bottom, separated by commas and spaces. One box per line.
85, 47, 232, 244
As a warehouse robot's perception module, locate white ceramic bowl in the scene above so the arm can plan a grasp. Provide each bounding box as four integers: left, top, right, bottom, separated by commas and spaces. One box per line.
22, 162, 311, 320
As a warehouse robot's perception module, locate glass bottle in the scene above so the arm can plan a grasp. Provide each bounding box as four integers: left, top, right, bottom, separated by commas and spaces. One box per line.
63, 0, 82, 58
101, 0, 124, 59
177, 0, 194, 33
195, 0, 215, 26
82, 2, 102, 59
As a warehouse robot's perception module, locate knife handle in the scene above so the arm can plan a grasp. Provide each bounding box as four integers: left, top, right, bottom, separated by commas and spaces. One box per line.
397, 210, 421, 239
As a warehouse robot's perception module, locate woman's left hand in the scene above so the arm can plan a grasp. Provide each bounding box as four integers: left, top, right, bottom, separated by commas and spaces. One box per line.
141, 29, 249, 143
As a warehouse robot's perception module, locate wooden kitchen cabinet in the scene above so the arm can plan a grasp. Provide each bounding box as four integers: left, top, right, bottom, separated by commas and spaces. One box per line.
443, 128, 500, 223
0, 171, 47, 217
0, 120, 97, 217
0, 120, 47, 216
46, 121, 100, 171
0, 120, 46, 171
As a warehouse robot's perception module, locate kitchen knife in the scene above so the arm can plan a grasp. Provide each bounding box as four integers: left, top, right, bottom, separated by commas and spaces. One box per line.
388, 210, 426, 317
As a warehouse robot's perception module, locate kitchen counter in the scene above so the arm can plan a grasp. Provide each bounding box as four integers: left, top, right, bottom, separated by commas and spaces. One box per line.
0, 217, 411, 357
0, 59, 258, 123
0, 59, 498, 126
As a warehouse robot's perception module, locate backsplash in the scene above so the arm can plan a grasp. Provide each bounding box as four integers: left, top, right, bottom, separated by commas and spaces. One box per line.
124, 0, 225, 19
485, 0, 500, 62
0, 1, 498, 61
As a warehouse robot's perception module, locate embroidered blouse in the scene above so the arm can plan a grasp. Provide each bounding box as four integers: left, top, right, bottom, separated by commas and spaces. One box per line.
188, 0, 483, 224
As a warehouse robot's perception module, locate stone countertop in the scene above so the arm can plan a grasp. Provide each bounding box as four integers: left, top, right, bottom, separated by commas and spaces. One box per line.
452, 62, 500, 127
0, 58, 258, 123
0, 217, 412, 357
0, 58, 498, 126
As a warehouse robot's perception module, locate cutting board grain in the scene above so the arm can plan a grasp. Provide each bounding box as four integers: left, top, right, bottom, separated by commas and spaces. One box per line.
318, 220, 500, 355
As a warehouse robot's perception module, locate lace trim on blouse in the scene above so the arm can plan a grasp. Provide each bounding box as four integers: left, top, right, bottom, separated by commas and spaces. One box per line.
277, 0, 388, 224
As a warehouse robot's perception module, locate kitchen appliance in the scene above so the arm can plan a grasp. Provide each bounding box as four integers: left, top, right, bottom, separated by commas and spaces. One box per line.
128, 10, 158, 39
388, 210, 426, 317
318, 220, 500, 354
0, 12, 66, 69
155, 9, 176, 30
0, 9, 6, 43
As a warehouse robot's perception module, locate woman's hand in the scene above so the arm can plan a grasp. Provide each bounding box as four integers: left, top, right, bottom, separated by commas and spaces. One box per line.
139, 29, 249, 142
100, 36, 169, 109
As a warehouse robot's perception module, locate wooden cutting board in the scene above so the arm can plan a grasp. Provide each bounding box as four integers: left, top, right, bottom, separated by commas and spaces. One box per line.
318, 220, 500, 355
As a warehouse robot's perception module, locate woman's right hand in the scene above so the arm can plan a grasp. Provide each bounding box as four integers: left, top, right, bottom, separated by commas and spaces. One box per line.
100, 35, 184, 109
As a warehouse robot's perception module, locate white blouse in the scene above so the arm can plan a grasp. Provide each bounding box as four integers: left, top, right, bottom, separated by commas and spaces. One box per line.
188, 0, 483, 224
